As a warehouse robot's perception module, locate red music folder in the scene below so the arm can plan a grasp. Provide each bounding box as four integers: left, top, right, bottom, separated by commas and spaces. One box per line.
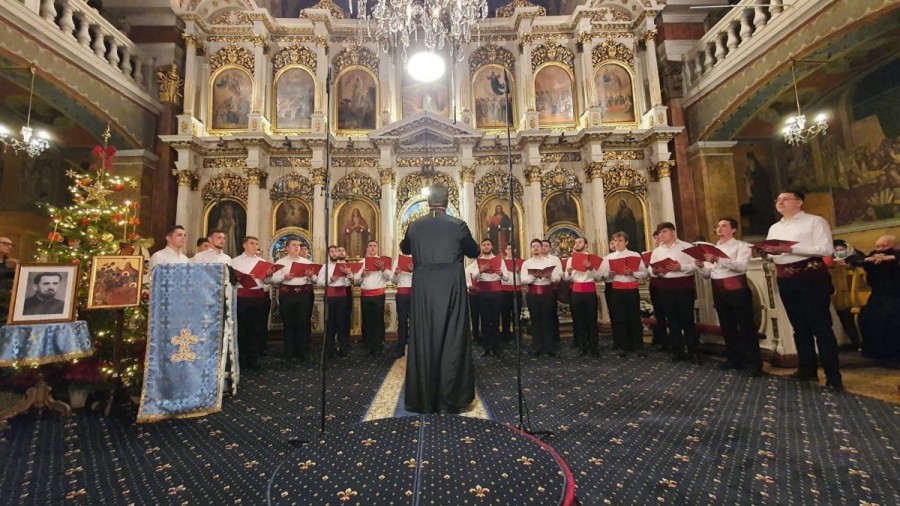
641, 251, 653, 266
752, 239, 798, 252
250, 260, 283, 279
397, 255, 414, 272
682, 244, 728, 262
334, 262, 364, 276
476, 256, 502, 273
527, 266, 556, 278
364, 256, 392, 272
650, 257, 681, 273
290, 262, 322, 277
234, 270, 259, 290
571, 252, 603, 272
608, 256, 642, 275
504, 259, 524, 273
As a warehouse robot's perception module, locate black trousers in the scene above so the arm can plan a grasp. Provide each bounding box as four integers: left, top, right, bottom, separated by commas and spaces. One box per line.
477, 291, 503, 352
501, 290, 523, 341
395, 292, 411, 351
649, 282, 669, 347
608, 288, 643, 352
713, 287, 762, 371
658, 287, 698, 358
236, 296, 268, 368
526, 292, 557, 354
361, 294, 386, 353
570, 291, 599, 352
279, 292, 313, 358
550, 289, 561, 344
777, 273, 841, 383
469, 292, 482, 343
324, 296, 351, 353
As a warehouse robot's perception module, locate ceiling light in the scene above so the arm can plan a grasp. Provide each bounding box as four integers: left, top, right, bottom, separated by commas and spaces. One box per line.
407, 51, 446, 83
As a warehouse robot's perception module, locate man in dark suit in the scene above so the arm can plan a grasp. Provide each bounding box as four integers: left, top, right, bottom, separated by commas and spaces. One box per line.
401, 184, 480, 414
23, 272, 65, 315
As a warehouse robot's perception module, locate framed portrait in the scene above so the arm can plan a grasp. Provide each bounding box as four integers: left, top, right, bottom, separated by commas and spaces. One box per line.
592, 62, 636, 124
87, 256, 144, 309
543, 191, 582, 229
204, 199, 247, 259
334, 66, 378, 133
272, 199, 311, 233
605, 191, 649, 253
534, 64, 577, 127
333, 198, 379, 260
274, 66, 316, 131
473, 65, 516, 130
402, 70, 450, 118
210, 67, 253, 131
7, 264, 78, 325
477, 198, 524, 256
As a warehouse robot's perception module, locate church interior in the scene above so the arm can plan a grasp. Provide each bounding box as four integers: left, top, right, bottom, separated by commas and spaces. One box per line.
0, 0, 898, 503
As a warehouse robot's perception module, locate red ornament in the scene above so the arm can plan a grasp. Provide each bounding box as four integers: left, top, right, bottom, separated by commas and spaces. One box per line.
112, 213, 122, 221
132, 202, 141, 210
129, 217, 140, 225
70, 258, 80, 265
79, 217, 91, 226
113, 183, 125, 191
47, 232, 64, 242
79, 178, 91, 186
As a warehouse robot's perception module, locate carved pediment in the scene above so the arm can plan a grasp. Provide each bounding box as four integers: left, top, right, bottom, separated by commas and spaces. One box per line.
368, 111, 482, 149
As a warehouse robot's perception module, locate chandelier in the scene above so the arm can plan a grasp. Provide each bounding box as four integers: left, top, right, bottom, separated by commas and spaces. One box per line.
354, 0, 489, 61
0, 66, 51, 158
782, 61, 827, 146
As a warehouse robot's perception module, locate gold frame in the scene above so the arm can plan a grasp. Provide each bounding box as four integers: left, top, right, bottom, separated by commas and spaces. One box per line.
271, 198, 313, 236
332, 65, 380, 135
332, 197, 381, 261
605, 189, 651, 250
208, 65, 255, 134
202, 198, 247, 238
86, 255, 144, 310
591, 61, 639, 127
532, 62, 578, 128
542, 190, 583, 230
472, 64, 518, 132
270, 230, 313, 260
476, 197, 526, 254
6, 263, 79, 325
272, 65, 317, 133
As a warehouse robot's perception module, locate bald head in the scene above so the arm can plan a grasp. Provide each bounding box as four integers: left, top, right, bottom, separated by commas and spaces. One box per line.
875, 235, 897, 252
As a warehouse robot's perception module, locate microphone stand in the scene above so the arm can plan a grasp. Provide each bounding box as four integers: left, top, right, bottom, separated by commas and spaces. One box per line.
502, 70, 552, 440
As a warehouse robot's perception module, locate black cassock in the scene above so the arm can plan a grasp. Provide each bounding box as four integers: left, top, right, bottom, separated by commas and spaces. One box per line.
401, 209, 479, 413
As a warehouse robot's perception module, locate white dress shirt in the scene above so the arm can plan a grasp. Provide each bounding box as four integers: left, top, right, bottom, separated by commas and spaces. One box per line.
272, 255, 315, 286
563, 253, 603, 283
231, 253, 266, 290
352, 256, 390, 291
149, 246, 189, 271
500, 258, 522, 288
600, 249, 649, 283
649, 240, 697, 278
471, 254, 511, 283
766, 211, 834, 264
316, 262, 353, 288
191, 248, 232, 265
699, 238, 751, 280
520, 256, 563, 285
391, 255, 413, 288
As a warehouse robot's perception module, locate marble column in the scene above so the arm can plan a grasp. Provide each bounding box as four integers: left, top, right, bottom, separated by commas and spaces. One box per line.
643, 31, 663, 108
251, 38, 267, 115
172, 170, 196, 230
182, 34, 200, 116
587, 162, 609, 254
311, 168, 326, 262
518, 34, 535, 129
244, 169, 264, 238
524, 165, 543, 240
655, 161, 677, 227
459, 166, 477, 233
379, 168, 396, 258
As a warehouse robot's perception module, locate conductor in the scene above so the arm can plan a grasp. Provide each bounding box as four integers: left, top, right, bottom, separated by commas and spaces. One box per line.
400, 184, 480, 414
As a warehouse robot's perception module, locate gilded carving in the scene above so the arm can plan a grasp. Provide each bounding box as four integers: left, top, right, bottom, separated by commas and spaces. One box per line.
269, 157, 313, 168
540, 152, 581, 163
171, 169, 199, 189
244, 168, 267, 186
272, 45, 317, 71
332, 157, 379, 168
210, 44, 255, 72
396, 171, 460, 216
211, 10, 253, 25
396, 157, 458, 167
540, 165, 582, 199
301, 0, 346, 19
270, 173, 314, 200
156, 64, 183, 105
587, 161, 605, 180
202, 172, 249, 204
333, 45, 379, 73
378, 168, 395, 186
531, 43, 575, 71
310, 168, 326, 186
182, 34, 200, 47
459, 166, 476, 184
204, 158, 247, 169
332, 171, 381, 204
592, 40, 634, 68
474, 169, 524, 207
475, 155, 522, 166
524, 165, 543, 184
601, 163, 647, 197
592, 7, 632, 23
496, 0, 546, 18
603, 150, 643, 161
469, 45, 516, 75
654, 160, 673, 179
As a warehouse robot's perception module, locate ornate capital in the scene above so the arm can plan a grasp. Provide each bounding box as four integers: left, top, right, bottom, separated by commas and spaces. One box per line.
378, 167, 395, 186
524, 165, 542, 185
459, 166, 476, 184
171, 169, 198, 189
182, 34, 200, 47
642, 30, 658, 43
244, 168, 267, 186
587, 161, 605, 180
156, 64, 183, 105
310, 168, 326, 186
655, 160, 673, 179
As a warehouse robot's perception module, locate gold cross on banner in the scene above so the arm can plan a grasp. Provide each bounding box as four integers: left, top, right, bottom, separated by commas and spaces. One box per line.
170, 328, 201, 363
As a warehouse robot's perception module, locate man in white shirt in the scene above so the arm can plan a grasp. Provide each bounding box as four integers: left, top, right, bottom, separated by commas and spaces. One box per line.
521, 238, 563, 357
563, 236, 602, 357
500, 244, 522, 344
191, 229, 232, 264
271, 238, 316, 360
470, 238, 510, 357
697, 218, 762, 376
317, 245, 353, 359
231, 236, 274, 369
650, 222, 700, 364
352, 240, 391, 356
647, 230, 669, 351
149, 225, 190, 271
765, 190, 841, 390
541, 239, 563, 346
600, 232, 649, 357
391, 253, 413, 359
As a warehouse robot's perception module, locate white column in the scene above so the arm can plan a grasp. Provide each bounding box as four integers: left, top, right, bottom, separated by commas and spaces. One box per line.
245, 169, 263, 238
524, 165, 543, 240
173, 171, 194, 229
311, 168, 326, 262
578, 34, 596, 109
183, 35, 200, 116
379, 168, 396, 259
459, 166, 477, 233
643, 32, 663, 108
656, 162, 676, 225
588, 163, 609, 254
252, 40, 266, 115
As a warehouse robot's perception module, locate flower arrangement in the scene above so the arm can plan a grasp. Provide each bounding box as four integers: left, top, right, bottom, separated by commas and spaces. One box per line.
63, 358, 111, 389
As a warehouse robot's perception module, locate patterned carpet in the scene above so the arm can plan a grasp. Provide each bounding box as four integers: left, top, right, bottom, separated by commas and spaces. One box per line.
1, 340, 899, 505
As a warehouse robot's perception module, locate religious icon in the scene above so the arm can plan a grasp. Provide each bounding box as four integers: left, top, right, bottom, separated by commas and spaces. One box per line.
592, 63, 636, 124
274, 199, 311, 231
274, 67, 315, 130
205, 200, 247, 259
210, 68, 252, 131
605, 192, 647, 252
544, 192, 580, 227
478, 199, 521, 256
87, 255, 144, 309
402, 75, 450, 118
473, 65, 516, 130
335, 200, 378, 259
534, 64, 576, 126
335, 67, 377, 132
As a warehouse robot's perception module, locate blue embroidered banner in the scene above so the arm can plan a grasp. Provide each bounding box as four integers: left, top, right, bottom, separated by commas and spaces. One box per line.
137, 264, 231, 423
0, 321, 93, 366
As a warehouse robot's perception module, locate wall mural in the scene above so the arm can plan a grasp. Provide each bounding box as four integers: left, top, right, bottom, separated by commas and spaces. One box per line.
204, 199, 247, 258
210, 68, 253, 131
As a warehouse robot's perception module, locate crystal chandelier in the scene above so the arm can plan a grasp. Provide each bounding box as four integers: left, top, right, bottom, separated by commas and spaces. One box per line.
0, 66, 51, 158
354, 0, 489, 61
782, 61, 827, 146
